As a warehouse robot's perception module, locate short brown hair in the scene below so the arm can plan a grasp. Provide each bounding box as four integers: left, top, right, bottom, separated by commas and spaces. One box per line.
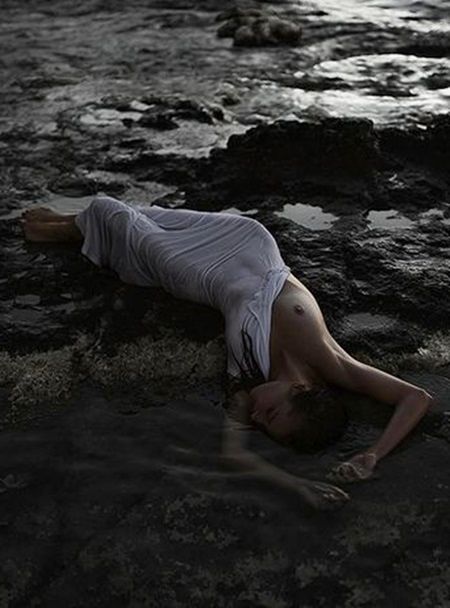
286, 385, 349, 453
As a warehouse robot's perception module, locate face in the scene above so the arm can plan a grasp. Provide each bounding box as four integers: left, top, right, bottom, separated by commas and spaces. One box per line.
249, 381, 305, 442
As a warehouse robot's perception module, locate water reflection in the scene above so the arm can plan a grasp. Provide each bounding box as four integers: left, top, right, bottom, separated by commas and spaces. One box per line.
272, 53, 450, 126
275, 202, 338, 230
367, 209, 414, 229
294, 55, 450, 96
80, 107, 143, 127
420, 208, 450, 225
366, 207, 450, 229
308, 0, 450, 32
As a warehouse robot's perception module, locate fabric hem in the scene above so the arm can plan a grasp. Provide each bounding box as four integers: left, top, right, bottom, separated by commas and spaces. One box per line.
231, 264, 291, 382
74, 200, 104, 267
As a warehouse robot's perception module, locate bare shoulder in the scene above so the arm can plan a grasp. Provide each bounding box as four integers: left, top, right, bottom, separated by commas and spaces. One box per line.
279, 276, 431, 404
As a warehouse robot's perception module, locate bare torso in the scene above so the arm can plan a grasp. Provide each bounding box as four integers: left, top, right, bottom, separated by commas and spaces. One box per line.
269, 273, 333, 387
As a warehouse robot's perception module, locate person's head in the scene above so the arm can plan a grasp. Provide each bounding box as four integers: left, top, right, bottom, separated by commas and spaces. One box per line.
248, 381, 348, 453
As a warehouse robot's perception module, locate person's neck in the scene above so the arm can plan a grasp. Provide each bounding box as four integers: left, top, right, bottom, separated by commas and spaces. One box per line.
269, 348, 323, 389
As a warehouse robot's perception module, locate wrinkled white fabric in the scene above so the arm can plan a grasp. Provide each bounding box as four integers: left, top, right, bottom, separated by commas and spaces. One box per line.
75, 195, 291, 380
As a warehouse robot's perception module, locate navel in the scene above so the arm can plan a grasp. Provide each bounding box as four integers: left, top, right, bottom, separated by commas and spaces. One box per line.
294, 304, 304, 315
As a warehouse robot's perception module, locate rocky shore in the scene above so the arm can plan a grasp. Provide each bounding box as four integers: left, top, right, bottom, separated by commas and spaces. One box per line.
1, 1, 449, 606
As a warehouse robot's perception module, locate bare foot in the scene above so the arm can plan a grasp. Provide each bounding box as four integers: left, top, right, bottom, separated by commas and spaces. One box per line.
21, 219, 81, 242
22, 207, 68, 222
22, 220, 57, 242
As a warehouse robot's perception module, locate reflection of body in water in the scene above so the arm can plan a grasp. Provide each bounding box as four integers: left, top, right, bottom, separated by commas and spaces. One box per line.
21, 196, 433, 510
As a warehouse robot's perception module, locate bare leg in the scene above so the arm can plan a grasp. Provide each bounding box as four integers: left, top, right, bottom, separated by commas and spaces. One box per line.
21, 212, 83, 243
22, 207, 73, 222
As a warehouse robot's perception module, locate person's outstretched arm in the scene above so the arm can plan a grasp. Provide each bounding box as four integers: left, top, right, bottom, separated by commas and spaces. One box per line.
221, 389, 350, 509
311, 336, 434, 483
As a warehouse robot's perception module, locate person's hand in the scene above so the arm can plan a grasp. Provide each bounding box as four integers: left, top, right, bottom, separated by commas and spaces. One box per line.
297, 479, 350, 510
327, 452, 377, 484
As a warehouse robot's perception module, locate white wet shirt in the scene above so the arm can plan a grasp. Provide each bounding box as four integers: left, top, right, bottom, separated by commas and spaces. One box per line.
75, 195, 291, 381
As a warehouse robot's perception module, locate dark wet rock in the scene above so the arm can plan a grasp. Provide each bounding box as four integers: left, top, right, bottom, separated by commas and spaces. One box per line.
341, 227, 450, 327
82, 170, 128, 195
105, 150, 200, 185
367, 169, 445, 210
198, 118, 379, 198
185, 116, 447, 213
117, 136, 148, 149
47, 173, 99, 196
248, 207, 450, 339
140, 95, 225, 125
433, 412, 450, 442
99, 95, 132, 111
14, 294, 41, 307
138, 110, 179, 130
0, 380, 449, 607
1, 1, 450, 605
378, 114, 450, 174
216, 7, 302, 47
334, 312, 426, 358
425, 71, 450, 90
215, 83, 241, 107
398, 31, 450, 58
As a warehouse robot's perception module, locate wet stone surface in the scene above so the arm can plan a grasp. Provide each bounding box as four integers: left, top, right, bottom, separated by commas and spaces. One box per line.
1, 0, 450, 606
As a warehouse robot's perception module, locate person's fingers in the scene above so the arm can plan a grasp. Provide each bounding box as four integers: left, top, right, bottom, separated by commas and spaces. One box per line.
303, 483, 348, 510
313, 481, 331, 491
327, 454, 379, 485
313, 482, 350, 501
327, 462, 371, 484
320, 493, 349, 510
325, 492, 346, 503
325, 483, 349, 498
329, 490, 350, 502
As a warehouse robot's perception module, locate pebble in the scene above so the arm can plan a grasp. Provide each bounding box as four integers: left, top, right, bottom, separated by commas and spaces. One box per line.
15, 294, 41, 306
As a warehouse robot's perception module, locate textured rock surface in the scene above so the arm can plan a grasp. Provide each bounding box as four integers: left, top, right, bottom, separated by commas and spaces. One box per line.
1, 0, 449, 606
216, 7, 303, 47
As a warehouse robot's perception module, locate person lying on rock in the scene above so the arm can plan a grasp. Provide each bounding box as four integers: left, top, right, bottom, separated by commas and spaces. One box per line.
20, 196, 434, 510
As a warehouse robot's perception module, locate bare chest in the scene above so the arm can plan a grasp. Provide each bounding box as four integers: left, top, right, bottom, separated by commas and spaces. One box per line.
268, 274, 328, 381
